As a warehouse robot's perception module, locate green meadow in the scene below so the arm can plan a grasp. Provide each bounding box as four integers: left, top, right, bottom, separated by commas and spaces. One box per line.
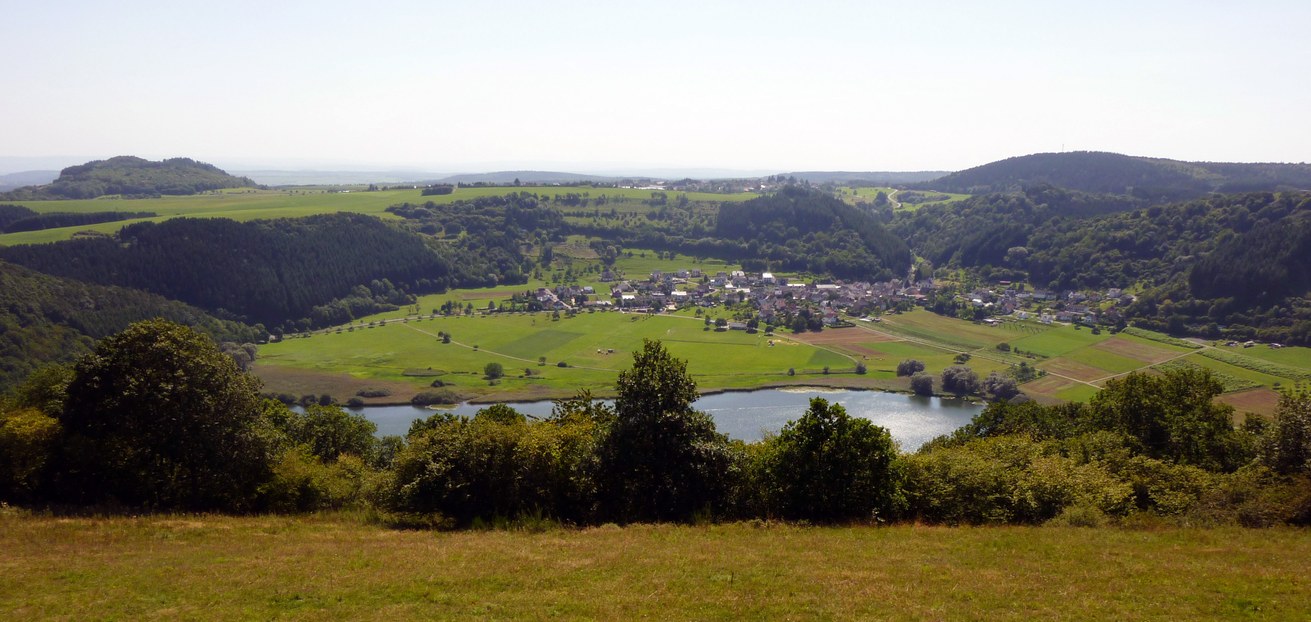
257, 311, 853, 402
837, 186, 970, 212
839, 310, 1309, 415
1007, 325, 1110, 357
4, 512, 1309, 621
0, 185, 756, 246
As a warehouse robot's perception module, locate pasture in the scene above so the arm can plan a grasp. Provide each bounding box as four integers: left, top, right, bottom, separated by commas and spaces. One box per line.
877, 310, 1014, 350
829, 310, 1296, 415
256, 311, 854, 402
4, 512, 1309, 621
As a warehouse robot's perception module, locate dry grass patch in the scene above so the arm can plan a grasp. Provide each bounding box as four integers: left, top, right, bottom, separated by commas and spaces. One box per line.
1019, 375, 1088, 397
1039, 358, 1114, 383
792, 326, 896, 346
1217, 388, 1283, 418
1091, 337, 1184, 365
2, 514, 1310, 621
251, 364, 422, 403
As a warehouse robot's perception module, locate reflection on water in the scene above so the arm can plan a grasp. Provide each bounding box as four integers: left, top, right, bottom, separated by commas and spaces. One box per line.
357, 388, 983, 451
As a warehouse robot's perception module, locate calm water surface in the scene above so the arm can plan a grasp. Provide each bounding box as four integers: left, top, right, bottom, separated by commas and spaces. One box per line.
357, 388, 983, 450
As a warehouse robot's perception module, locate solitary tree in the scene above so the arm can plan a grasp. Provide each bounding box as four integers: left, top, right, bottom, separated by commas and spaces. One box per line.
896, 359, 925, 377
597, 339, 730, 522
909, 373, 934, 396
484, 362, 505, 380
55, 319, 271, 510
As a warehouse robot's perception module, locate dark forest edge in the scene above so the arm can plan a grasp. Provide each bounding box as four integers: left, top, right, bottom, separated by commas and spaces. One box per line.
2, 320, 1308, 529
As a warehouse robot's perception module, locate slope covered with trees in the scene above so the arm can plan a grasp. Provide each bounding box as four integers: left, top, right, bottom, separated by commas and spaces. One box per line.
1, 156, 258, 200
890, 185, 1138, 274
893, 187, 1311, 344
0, 213, 455, 329
0, 260, 262, 389
714, 186, 911, 280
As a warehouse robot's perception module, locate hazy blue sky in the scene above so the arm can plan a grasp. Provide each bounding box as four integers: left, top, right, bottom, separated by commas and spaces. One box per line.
2, 0, 1308, 173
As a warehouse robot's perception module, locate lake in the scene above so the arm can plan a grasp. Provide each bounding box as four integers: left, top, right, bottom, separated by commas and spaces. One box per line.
356, 388, 984, 450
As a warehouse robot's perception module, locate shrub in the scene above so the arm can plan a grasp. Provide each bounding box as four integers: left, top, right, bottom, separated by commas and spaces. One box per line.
411, 389, 461, 406
896, 359, 925, 377
0, 408, 61, 503
374, 410, 603, 526
259, 449, 369, 512
909, 373, 934, 396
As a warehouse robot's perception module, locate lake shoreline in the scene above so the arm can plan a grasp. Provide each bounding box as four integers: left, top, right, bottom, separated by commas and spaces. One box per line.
352, 387, 986, 449
347, 378, 985, 408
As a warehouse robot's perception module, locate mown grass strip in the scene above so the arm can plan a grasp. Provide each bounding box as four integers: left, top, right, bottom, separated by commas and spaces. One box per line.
1199, 348, 1311, 382
1153, 359, 1260, 393
1121, 327, 1202, 349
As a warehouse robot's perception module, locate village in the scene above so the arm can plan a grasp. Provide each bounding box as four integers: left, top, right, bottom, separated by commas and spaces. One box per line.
522, 266, 1140, 330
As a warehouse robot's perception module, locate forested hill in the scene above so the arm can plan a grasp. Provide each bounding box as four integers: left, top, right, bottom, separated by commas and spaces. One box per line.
716, 186, 911, 280
0, 213, 452, 328
918, 152, 1311, 202
893, 189, 1311, 344
0, 260, 262, 388
1, 156, 258, 200
889, 185, 1138, 271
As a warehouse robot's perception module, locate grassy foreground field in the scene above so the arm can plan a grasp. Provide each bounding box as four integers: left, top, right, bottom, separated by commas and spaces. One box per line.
2, 512, 1308, 621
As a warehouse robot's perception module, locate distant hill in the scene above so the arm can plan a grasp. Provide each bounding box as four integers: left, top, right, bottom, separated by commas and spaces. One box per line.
0, 170, 58, 192
1, 156, 259, 200
783, 171, 948, 185
232, 169, 450, 186
0, 259, 262, 389
918, 152, 1311, 202
433, 171, 619, 185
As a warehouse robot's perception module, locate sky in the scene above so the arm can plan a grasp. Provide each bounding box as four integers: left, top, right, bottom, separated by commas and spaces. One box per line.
2, 0, 1308, 174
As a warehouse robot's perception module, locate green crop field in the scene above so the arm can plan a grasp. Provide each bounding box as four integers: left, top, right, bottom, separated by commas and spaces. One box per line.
4, 512, 1309, 621
1062, 346, 1151, 375
891, 189, 970, 211
878, 310, 1010, 351
1181, 352, 1297, 389
257, 311, 853, 402
1007, 325, 1111, 358
0, 186, 756, 246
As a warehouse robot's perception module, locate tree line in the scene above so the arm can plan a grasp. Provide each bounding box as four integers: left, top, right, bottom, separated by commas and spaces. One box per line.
2, 320, 1307, 528
0, 204, 157, 233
